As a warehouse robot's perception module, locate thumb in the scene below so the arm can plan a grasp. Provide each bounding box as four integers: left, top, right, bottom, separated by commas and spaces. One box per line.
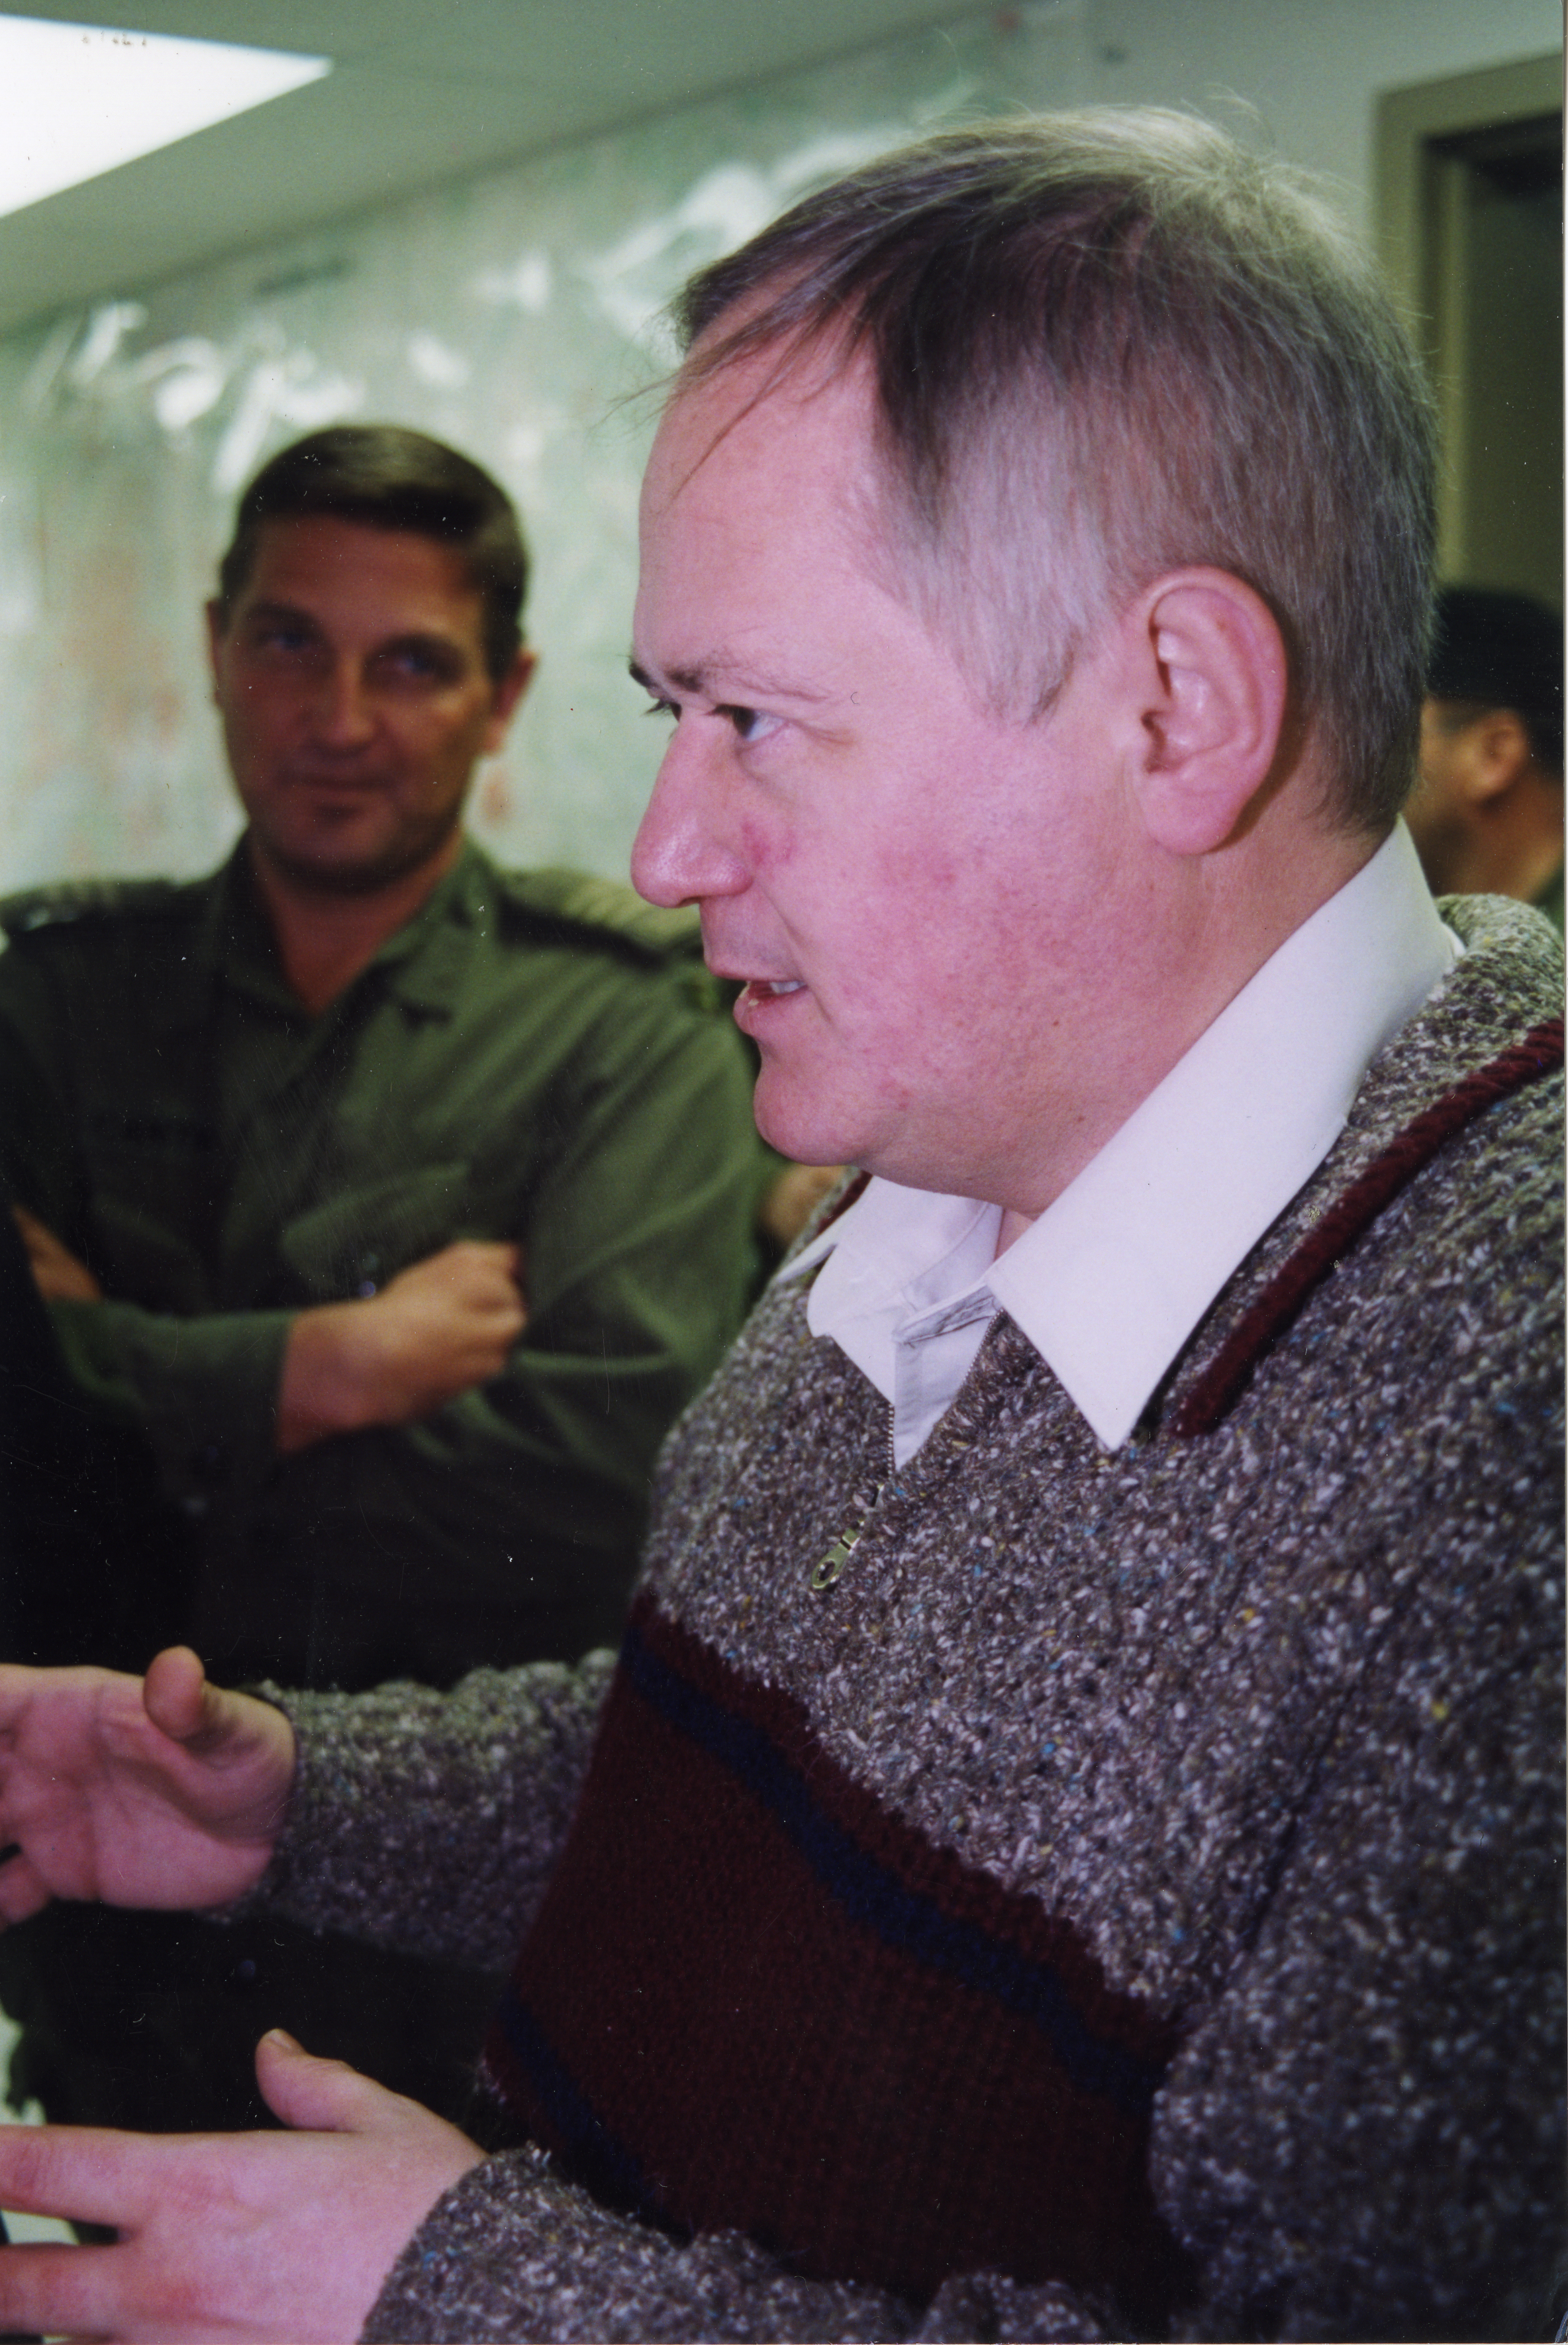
254, 2028, 390, 2134
142, 1646, 219, 1746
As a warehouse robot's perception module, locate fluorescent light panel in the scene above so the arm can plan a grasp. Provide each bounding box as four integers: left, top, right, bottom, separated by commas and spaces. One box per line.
0, 13, 330, 220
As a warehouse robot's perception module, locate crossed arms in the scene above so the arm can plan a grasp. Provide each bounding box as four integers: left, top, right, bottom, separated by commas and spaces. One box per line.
14, 1205, 526, 1454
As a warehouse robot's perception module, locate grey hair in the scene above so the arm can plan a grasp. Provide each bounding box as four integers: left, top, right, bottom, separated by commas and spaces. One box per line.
675, 110, 1438, 832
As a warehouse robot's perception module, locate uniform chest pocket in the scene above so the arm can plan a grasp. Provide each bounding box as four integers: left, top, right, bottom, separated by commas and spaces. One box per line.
278, 1160, 475, 1302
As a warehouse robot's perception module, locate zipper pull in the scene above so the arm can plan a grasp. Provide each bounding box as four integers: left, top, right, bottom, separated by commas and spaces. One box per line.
808, 1483, 885, 1593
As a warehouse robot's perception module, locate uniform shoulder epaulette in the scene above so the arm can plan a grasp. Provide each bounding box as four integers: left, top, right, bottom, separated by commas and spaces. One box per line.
0, 877, 191, 942
497, 866, 704, 962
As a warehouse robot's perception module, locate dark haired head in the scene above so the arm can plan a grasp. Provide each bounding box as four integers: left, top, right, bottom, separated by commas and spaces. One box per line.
1427, 585, 1563, 781
216, 425, 528, 681
675, 109, 1438, 832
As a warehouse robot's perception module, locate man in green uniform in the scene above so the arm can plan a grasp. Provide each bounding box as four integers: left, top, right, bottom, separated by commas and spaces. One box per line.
1408, 583, 1563, 931
0, 424, 764, 2131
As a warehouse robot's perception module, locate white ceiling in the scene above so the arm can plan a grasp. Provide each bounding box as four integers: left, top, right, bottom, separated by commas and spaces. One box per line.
0, 0, 977, 335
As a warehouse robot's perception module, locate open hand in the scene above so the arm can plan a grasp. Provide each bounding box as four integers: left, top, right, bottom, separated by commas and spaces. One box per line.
0, 1646, 294, 1924
0, 2029, 483, 2341
277, 1238, 526, 1453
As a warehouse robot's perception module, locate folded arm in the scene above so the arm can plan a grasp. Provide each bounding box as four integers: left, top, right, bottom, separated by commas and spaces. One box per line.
1, 954, 759, 1577
16, 1209, 526, 1457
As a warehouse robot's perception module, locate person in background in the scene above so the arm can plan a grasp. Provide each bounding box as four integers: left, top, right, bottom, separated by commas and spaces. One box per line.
0, 424, 766, 2134
1408, 581, 1563, 928
0, 111, 1558, 2345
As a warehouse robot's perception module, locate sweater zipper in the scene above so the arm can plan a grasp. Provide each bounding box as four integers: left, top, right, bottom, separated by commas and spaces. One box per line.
808, 1415, 898, 1593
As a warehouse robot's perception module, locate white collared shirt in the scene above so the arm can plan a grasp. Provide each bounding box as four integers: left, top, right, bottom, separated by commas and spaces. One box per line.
782, 824, 1458, 1461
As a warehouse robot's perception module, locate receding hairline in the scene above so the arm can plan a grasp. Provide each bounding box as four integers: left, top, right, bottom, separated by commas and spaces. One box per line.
657, 109, 1438, 829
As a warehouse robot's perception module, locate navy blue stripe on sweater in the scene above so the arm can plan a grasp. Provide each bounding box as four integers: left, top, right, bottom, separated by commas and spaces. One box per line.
622, 1616, 1165, 2115
491, 1993, 662, 2217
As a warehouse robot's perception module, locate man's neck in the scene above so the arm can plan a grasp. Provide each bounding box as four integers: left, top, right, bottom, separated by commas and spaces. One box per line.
247, 835, 463, 1015
1434, 796, 1563, 909
989, 813, 1383, 1249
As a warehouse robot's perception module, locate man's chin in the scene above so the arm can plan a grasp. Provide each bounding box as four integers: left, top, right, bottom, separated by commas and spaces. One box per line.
754, 1079, 864, 1177
250, 823, 462, 899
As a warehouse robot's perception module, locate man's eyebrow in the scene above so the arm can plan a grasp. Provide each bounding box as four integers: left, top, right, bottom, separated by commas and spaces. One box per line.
240, 604, 464, 660
240, 598, 320, 628
627, 652, 833, 704
379, 628, 464, 656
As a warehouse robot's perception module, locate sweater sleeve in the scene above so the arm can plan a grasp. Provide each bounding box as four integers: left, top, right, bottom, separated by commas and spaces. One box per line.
363, 2152, 1114, 2344
257, 1652, 616, 1974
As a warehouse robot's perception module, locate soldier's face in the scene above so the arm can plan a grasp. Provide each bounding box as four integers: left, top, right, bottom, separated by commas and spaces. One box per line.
208, 517, 532, 896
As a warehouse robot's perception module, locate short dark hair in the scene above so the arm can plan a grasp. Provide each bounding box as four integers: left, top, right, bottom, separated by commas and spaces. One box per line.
1427, 585, 1563, 781
675, 109, 1438, 832
215, 424, 528, 679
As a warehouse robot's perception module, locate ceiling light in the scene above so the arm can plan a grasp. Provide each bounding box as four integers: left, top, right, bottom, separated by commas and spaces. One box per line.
0, 13, 330, 221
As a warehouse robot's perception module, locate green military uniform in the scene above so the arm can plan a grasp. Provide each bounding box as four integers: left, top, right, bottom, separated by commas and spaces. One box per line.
0, 835, 765, 2129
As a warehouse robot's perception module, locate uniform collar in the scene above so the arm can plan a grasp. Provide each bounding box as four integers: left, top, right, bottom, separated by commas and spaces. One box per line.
787, 824, 1459, 1454
204, 835, 488, 1019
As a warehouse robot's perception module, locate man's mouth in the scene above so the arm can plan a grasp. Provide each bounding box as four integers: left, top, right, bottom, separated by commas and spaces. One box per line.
733, 977, 807, 1028
291, 773, 387, 794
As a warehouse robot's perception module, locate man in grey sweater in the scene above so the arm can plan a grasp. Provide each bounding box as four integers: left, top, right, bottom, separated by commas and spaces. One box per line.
0, 109, 1558, 2344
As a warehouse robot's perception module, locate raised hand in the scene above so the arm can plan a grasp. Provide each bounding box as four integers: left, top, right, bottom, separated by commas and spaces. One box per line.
277, 1238, 527, 1452
0, 1646, 295, 1924
0, 2029, 483, 2342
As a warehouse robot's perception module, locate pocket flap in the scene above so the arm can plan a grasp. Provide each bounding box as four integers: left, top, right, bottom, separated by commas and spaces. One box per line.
279, 1161, 474, 1300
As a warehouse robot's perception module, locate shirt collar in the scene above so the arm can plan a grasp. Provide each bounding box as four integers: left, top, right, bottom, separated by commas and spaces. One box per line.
211, 835, 481, 1018
787, 823, 1458, 1454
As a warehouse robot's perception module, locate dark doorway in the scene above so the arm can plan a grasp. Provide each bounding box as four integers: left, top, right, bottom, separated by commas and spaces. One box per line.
1377, 54, 1563, 610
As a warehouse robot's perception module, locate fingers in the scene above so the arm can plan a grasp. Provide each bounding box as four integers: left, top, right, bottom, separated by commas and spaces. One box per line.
417, 1240, 524, 1298
0, 1846, 52, 1927
11, 1206, 103, 1303
0, 2241, 126, 2342
0, 2122, 150, 2230
10, 1203, 48, 1253
254, 2030, 401, 2136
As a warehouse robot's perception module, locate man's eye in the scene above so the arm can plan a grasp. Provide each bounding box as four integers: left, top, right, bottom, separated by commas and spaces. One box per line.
381, 645, 460, 684
720, 705, 780, 746
642, 697, 678, 721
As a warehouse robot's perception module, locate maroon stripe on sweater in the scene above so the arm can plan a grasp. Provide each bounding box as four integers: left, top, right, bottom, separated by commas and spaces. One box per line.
487, 1597, 1193, 2324
1170, 1019, 1563, 1440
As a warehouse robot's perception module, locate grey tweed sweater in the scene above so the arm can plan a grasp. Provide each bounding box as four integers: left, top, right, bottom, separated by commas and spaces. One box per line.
264, 895, 1564, 2343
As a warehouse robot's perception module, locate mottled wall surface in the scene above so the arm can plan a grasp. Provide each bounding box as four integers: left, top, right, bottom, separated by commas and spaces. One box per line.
0, 0, 1556, 890
0, 12, 1091, 890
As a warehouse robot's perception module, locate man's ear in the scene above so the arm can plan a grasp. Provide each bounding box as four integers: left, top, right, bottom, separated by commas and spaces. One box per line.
1130, 569, 1289, 856
481, 647, 538, 755
204, 600, 228, 701
1459, 709, 1532, 803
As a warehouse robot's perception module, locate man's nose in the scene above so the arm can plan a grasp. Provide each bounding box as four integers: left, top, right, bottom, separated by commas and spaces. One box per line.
631, 728, 749, 909
310, 657, 377, 747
